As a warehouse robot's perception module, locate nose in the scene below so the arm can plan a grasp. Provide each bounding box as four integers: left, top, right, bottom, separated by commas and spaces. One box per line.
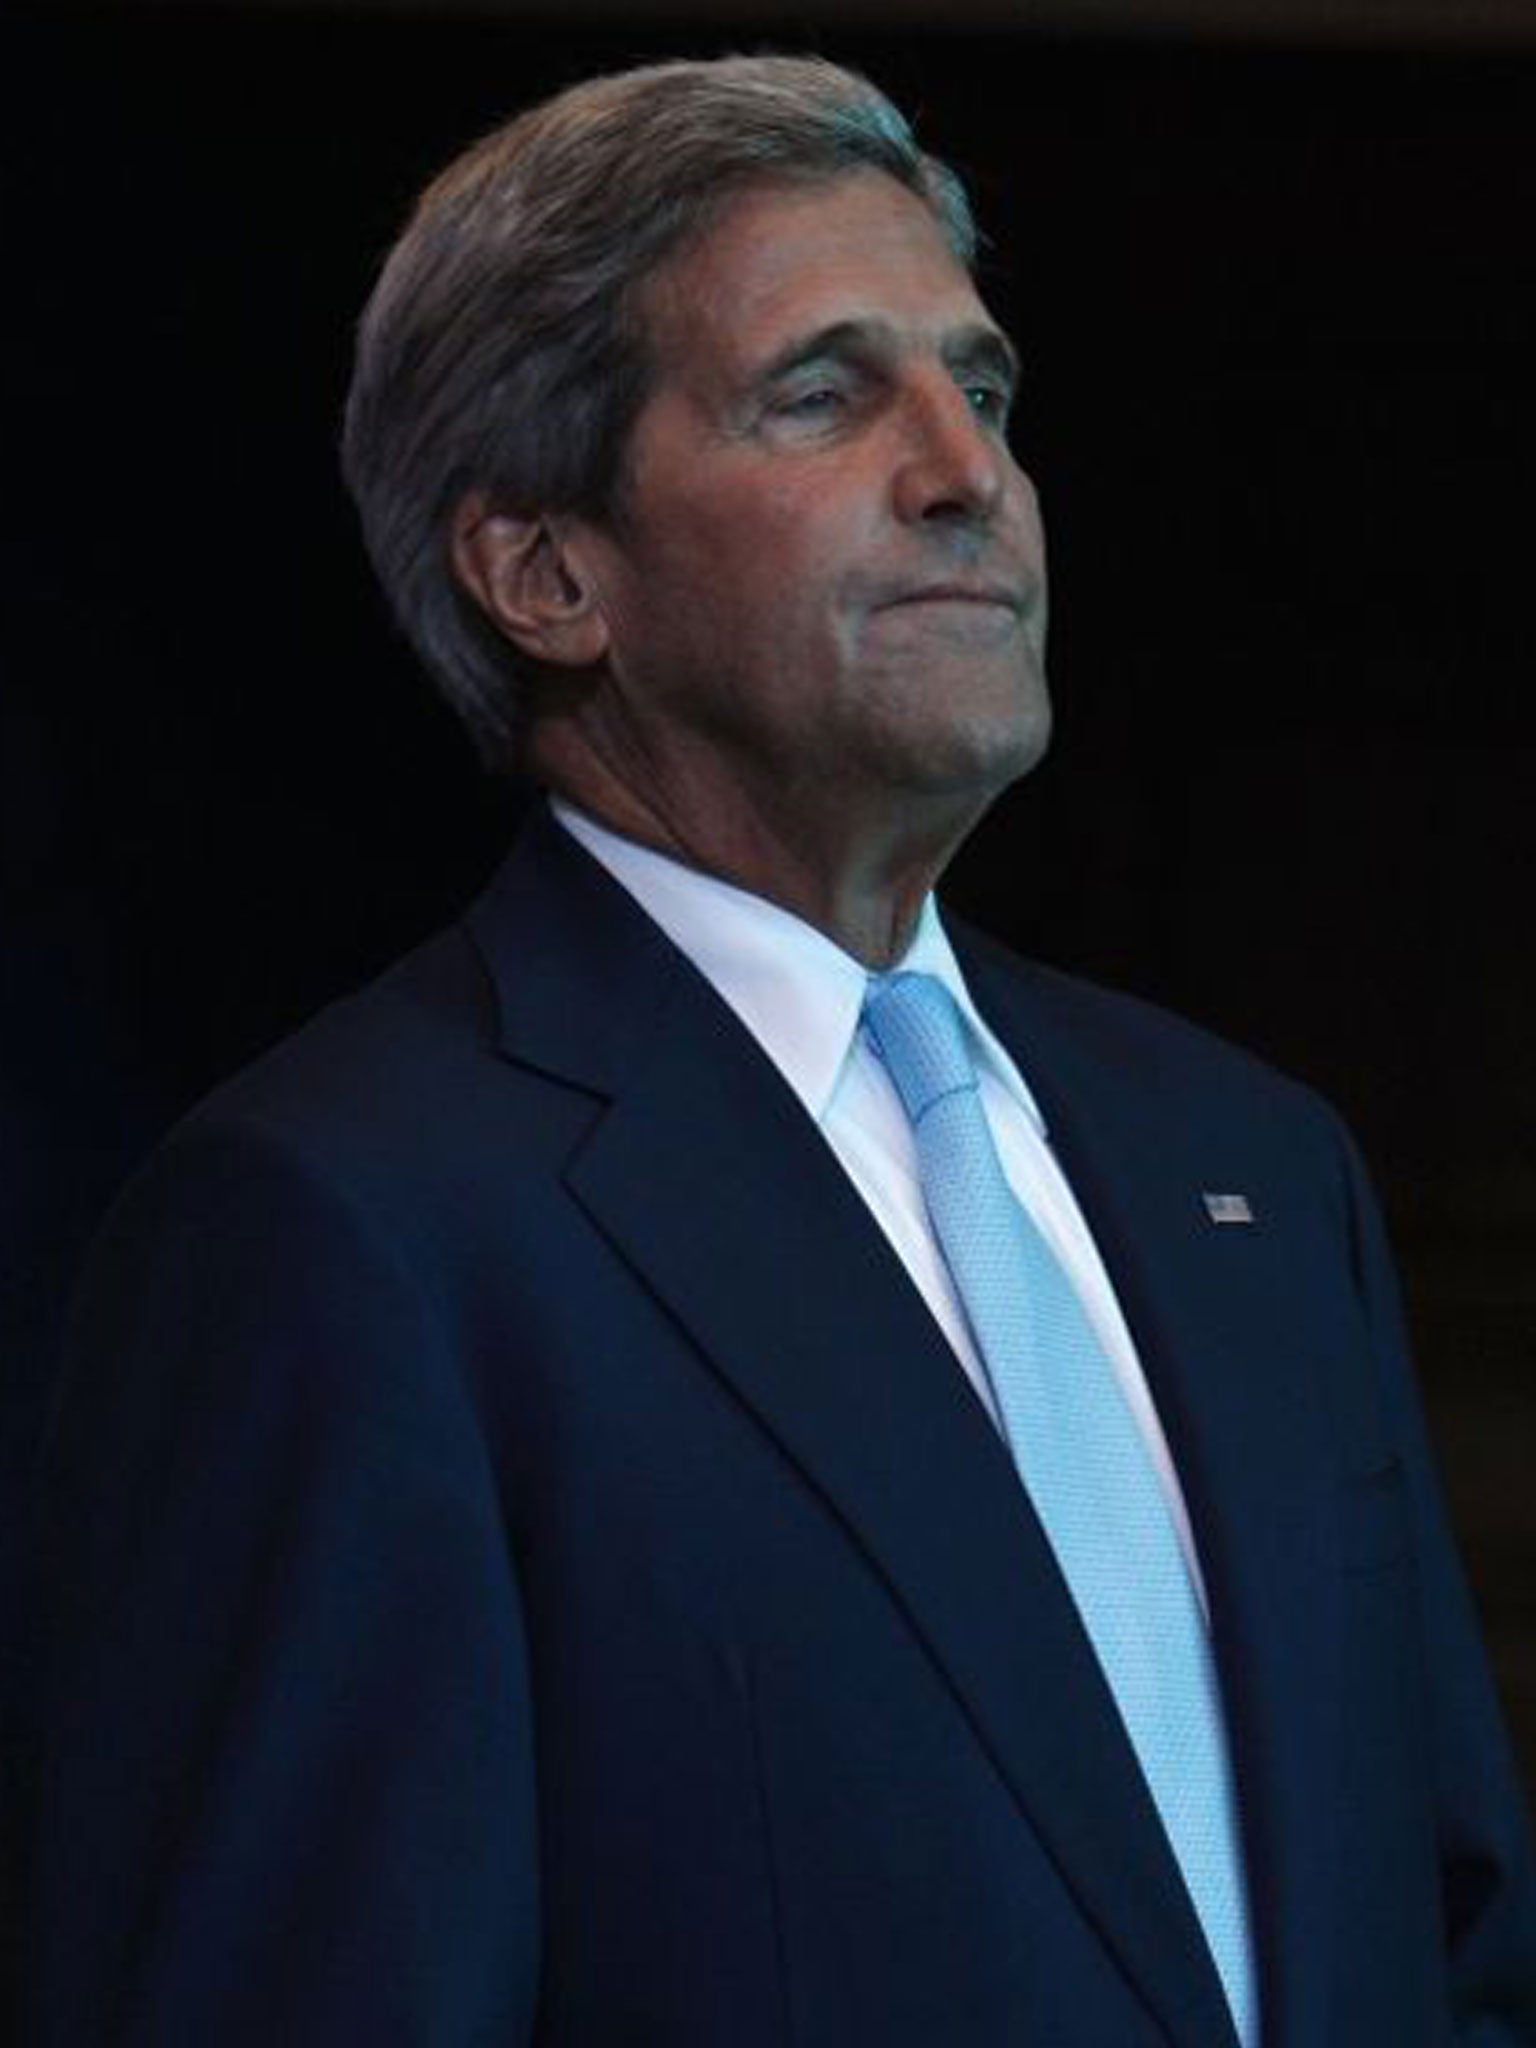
890, 374, 1012, 529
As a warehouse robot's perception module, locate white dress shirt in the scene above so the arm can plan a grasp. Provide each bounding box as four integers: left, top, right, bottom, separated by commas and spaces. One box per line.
552, 798, 1207, 1605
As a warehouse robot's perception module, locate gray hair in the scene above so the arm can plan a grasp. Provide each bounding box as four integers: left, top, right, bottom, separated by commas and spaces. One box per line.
340, 54, 979, 773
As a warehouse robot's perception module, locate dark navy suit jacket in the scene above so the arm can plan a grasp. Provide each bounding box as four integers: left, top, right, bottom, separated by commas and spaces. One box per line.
19, 809, 1536, 2043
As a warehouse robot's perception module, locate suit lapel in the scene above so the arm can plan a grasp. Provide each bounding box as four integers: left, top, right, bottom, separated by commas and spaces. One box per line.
468, 816, 1245, 2046
963, 939, 1349, 2048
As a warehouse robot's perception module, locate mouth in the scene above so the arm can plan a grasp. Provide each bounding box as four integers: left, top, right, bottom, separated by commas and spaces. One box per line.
873, 582, 1029, 617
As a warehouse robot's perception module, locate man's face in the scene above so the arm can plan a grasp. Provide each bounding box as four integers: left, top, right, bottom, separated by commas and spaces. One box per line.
568, 169, 1050, 829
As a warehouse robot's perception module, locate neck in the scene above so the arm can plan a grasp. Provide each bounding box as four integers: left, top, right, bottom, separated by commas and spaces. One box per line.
531, 726, 984, 970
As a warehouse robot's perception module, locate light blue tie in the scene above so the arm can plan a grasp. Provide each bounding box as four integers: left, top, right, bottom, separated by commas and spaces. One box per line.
864, 970, 1257, 2048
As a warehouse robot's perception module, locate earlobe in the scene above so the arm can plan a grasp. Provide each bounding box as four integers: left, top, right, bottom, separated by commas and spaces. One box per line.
450, 494, 610, 669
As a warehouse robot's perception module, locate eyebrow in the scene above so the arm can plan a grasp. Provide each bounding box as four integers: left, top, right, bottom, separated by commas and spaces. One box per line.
751, 317, 1021, 394
943, 325, 1022, 391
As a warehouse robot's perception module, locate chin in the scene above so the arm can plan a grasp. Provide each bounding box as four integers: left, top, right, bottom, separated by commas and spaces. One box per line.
909, 682, 1052, 799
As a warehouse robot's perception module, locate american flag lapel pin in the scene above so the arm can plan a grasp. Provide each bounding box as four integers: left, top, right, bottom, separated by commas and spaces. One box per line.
1202, 1191, 1255, 1225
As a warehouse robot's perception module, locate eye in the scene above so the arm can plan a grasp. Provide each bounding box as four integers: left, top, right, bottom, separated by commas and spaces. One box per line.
775, 383, 848, 419
963, 380, 1012, 426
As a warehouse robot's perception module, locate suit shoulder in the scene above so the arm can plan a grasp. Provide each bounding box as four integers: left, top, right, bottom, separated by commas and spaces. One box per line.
161, 926, 463, 1154
73, 924, 478, 1265
105, 901, 582, 1262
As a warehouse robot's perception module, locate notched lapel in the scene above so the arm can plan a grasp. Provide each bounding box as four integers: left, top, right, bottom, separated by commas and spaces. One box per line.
472, 820, 1242, 2048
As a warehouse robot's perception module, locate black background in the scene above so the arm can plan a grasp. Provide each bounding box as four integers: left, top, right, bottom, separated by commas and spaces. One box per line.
4, 4, 1533, 1789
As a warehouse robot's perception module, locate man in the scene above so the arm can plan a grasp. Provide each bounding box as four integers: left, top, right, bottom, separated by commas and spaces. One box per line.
18, 54, 1536, 2046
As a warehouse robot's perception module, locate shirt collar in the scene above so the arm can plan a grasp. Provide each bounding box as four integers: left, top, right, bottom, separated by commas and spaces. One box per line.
551, 797, 1045, 1135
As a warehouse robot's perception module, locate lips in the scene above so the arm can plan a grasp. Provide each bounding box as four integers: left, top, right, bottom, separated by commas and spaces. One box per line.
876, 581, 1036, 618
872, 582, 1029, 618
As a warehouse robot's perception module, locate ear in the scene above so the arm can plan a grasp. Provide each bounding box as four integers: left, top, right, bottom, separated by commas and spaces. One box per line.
450, 493, 611, 669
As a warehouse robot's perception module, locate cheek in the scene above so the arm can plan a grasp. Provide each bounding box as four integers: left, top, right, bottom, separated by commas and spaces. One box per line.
615, 475, 861, 683
689, 512, 832, 634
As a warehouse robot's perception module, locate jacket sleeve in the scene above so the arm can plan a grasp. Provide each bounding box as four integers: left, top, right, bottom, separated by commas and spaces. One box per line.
16, 1118, 541, 2046
1335, 1119, 1536, 2043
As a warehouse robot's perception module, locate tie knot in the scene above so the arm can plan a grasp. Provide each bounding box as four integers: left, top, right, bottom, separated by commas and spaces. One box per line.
863, 971, 978, 1124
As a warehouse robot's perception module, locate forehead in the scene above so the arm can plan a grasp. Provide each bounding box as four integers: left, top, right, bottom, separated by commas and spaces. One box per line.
638, 170, 995, 387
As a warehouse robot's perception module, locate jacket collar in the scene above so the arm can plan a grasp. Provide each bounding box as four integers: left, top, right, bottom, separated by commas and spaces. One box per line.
466, 810, 1341, 2048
